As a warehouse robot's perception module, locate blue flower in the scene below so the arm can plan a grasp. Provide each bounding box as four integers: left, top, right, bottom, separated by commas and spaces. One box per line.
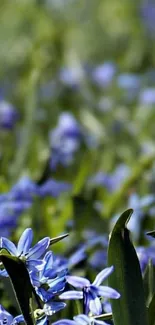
88, 164, 130, 193
136, 245, 155, 272
92, 62, 116, 88
49, 113, 82, 169
0, 228, 50, 272
30, 251, 67, 302
127, 193, 154, 240
117, 73, 140, 90
0, 100, 18, 129
0, 200, 31, 237
35, 301, 66, 325
10, 176, 39, 201
53, 314, 109, 325
59, 266, 120, 315
59, 66, 84, 88
139, 87, 155, 105
0, 305, 24, 325
39, 179, 72, 197
141, 1, 155, 36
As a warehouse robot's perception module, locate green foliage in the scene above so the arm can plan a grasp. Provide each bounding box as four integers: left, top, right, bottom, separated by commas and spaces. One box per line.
108, 209, 148, 325
0, 250, 35, 325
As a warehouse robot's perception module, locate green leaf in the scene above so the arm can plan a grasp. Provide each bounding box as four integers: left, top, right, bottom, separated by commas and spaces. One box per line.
148, 292, 155, 325
50, 233, 69, 245
0, 250, 35, 325
108, 209, 148, 325
143, 260, 155, 305
147, 262, 155, 325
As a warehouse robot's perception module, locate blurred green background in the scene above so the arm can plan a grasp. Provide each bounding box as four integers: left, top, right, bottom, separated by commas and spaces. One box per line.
0, 0, 155, 247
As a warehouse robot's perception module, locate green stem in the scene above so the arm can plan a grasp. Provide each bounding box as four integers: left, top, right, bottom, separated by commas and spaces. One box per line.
10, 69, 39, 183
94, 312, 113, 320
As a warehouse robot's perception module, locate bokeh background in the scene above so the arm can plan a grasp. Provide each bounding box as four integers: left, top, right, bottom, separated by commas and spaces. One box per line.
1, 0, 155, 313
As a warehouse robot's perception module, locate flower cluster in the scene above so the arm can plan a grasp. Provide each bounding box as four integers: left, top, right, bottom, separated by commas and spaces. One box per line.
0, 176, 72, 236
0, 228, 120, 325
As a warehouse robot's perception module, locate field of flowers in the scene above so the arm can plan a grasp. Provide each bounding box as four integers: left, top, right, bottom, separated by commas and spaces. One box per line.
0, 1, 155, 324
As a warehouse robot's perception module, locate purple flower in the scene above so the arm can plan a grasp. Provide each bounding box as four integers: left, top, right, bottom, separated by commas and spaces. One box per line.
35, 301, 66, 325
0, 100, 18, 129
89, 250, 107, 270
88, 164, 130, 192
127, 193, 154, 240
0, 200, 31, 237
10, 176, 39, 201
39, 178, 72, 197
92, 62, 116, 88
0, 228, 50, 272
141, 1, 155, 36
59, 266, 120, 315
136, 246, 155, 272
139, 88, 155, 105
49, 113, 82, 169
59, 66, 84, 88
30, 251, 67, 302
0, 305, 24, 325
53, 314, 109, 325
117, 73, 140, 90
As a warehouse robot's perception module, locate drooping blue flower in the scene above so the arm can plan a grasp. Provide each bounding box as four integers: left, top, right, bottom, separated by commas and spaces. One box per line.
59, 266, 120, 315
35, 301, 66, 325
0, 305, 24, 325
0, 100, 18, 129
0, 228, 50, 272
30, 251, 67, 302
39, 178, 72, 197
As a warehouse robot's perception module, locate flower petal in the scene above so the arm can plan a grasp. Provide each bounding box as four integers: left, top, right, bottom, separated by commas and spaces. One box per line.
27, 237, 50, 260
53, 321, 75, 325
97, 286, 120, 299
89, 297, 102, 315
94, 320, 110, 325
44, 251, 54, 271
59, 290, 83, 300
93, 266, 114, 286
74, 314, 90, 325
66, 275, 90, 288
27, 259, 44, 271
17, 228, 33, 256
36, 287, 54, 302
44, 302, 66, 315
0, 269, 8, 277
13, 315, 25, 324
0, 237, 17, 256
30, 271, 40, 287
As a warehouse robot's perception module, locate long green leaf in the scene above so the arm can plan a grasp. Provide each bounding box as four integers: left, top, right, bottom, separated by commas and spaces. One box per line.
148, 293, 155, 325
108, 209, 148, 325
0, 250, 35, 325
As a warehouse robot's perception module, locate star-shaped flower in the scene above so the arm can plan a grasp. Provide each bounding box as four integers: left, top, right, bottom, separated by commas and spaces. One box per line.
59, 266, 120, 315
0, 228, 50, 272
